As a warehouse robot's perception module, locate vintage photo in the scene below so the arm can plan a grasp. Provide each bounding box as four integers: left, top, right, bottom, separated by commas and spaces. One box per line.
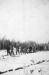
0, 0, 49, 75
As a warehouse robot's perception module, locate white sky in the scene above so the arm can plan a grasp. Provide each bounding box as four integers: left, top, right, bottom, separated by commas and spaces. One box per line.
0, 0, 49, 43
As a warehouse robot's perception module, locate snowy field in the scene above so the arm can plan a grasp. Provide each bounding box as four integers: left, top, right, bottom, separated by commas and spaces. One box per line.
0, 51, 49, 75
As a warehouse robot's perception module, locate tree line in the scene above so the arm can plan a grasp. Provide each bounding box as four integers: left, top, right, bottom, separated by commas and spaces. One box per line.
0, 38, 49, 55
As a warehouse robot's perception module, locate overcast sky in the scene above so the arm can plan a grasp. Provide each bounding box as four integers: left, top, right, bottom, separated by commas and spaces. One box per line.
0, 0, 49, 43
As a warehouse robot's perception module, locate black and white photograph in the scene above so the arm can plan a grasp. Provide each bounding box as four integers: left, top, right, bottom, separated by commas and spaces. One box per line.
0, 0, 49, 75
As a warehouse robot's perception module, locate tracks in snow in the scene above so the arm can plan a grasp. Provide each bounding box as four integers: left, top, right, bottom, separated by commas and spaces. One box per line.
0, 59, 49, 74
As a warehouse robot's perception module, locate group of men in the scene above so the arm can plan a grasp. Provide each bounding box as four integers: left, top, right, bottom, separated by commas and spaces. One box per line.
7, 46, 22, 56
7, 46, 33, 56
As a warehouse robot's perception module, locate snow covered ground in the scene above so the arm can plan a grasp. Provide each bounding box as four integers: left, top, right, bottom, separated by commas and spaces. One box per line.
0, 51, 49, 75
